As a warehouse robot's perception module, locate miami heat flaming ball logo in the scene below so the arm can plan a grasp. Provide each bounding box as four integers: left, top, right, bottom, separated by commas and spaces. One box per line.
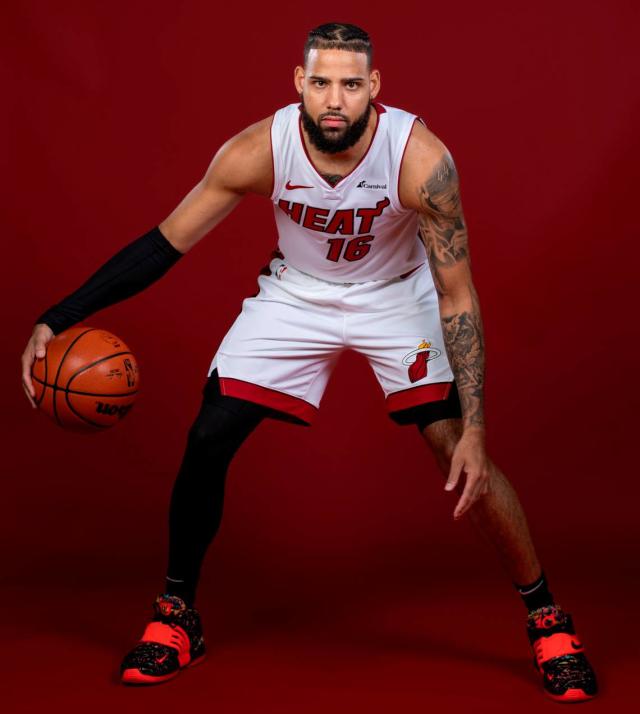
402, 339, 442, 383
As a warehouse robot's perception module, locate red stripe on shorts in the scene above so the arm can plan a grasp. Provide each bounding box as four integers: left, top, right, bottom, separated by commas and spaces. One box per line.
219, 377, 317, 424
386, 382, 453, 412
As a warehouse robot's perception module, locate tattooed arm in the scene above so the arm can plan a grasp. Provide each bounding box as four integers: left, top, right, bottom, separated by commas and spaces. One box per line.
418, 153, 485, 432
399, 120, 491, 518
400, 123, 485, 432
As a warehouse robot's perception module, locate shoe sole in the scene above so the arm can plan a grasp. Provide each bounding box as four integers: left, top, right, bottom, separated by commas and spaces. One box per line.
533, 661, 597, 703
545, 688, 597, 704
121, 653, 206, 686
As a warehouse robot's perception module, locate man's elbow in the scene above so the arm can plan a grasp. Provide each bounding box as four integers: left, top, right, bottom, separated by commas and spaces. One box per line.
437, 281, 477, 316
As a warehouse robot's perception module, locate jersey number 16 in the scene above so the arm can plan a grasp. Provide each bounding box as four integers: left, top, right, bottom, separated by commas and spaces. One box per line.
325, 235, 374, 262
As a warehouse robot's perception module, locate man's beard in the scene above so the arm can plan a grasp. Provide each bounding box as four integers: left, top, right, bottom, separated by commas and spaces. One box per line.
300, 99, 372, 155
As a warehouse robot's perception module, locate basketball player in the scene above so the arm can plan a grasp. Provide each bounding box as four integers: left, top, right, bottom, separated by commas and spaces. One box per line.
21, 24, 597, 702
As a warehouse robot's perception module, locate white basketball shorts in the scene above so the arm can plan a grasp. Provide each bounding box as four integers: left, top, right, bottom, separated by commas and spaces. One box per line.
207, 256, 456, 425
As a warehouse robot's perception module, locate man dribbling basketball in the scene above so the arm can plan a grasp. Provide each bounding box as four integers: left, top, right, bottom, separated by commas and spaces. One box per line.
21, 23, 598, 702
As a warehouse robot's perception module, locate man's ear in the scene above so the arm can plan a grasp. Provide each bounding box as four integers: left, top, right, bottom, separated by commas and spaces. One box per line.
369, 68, 381, 100
294, 65, 305, 94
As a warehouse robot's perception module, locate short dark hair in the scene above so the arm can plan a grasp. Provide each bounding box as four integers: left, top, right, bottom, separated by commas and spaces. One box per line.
303, 23, 372, 67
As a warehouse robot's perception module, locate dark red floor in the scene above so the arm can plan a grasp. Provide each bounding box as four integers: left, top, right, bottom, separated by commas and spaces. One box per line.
3, 563, 634, 713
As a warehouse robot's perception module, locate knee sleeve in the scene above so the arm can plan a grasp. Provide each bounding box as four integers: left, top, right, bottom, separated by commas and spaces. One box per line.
186, 369, 267, 456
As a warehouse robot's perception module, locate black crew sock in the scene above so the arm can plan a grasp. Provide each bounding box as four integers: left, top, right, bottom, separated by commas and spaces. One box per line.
164, 576, 196, 608
514, 570, 555, 612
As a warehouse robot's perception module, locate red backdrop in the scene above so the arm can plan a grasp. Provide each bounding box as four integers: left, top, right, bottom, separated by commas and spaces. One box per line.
3, 1, 638, 711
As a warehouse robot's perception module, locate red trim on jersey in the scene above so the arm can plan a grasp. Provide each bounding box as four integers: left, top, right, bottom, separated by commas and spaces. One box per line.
297, 103, 383, 190
398, 263, 424, 279
268, 114, 276, 200
386, 381, 453, 412
397, 116, 420, 210
219, 377, 317, 424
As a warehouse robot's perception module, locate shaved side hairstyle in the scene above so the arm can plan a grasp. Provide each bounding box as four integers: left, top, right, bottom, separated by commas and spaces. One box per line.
303, 23, 373, 68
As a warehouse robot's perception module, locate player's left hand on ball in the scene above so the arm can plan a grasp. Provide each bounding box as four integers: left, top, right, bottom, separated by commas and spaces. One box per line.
21, 323, 54, 409
444, 428, 491, 520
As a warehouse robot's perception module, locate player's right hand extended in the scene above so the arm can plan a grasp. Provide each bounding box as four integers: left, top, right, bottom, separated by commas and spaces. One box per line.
21, 323, 54, 409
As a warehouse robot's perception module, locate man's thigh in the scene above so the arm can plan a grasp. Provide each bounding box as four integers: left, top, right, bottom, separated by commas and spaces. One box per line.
207, 261, 345, 424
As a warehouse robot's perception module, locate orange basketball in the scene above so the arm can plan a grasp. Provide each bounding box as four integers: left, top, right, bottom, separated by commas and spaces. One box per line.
31, 326, 140, 432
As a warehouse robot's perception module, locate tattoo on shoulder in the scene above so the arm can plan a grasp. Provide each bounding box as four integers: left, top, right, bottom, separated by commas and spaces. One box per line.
418, 154, 468, 269
423, 154, 461, 215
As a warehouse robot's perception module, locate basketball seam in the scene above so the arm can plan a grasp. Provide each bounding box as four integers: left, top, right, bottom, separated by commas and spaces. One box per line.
64, 349, 137, 429
65, 351, 134, 391
31, 374, 138, 398
52, 328, 97, 427
34, 384, 138, 398
64, 390, 112, 430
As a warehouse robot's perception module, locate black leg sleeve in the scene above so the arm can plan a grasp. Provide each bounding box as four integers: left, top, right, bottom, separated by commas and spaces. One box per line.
165, 372, 268, 606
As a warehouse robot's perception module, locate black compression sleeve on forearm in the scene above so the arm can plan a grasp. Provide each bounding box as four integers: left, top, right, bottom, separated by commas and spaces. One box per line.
35, 225, 184, 335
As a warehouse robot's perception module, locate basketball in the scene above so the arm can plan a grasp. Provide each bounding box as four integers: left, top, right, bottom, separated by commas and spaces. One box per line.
31, 326, 140, 432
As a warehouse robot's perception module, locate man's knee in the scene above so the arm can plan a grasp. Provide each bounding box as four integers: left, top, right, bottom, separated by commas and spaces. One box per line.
188, 372, 267, 446
188, 400, 262, 451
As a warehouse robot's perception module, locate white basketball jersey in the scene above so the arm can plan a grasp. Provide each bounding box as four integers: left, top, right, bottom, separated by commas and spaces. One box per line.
270, 102, 428, 282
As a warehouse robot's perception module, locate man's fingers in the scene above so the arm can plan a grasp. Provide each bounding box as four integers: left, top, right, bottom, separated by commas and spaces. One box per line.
22, 381, 36, 408
33, 336, 48, 359
445, 457, 463, 491
22, 368, 36, 400
21, 328, 52, 407
453, 472, 483, 519
453, 471, 491, 519
453, 488, 472, 519
21, 349, 36, 398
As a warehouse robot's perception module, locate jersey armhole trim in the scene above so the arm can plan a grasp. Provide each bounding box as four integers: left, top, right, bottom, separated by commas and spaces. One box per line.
269, 113, 279, 202
396, 116, 420, 211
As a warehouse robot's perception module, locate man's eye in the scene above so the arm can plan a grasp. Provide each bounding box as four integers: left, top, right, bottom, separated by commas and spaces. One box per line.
314, 80, 326, 87
346, 82, 358, 89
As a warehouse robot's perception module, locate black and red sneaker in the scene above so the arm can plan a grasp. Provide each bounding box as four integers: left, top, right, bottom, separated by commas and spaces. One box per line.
120, 594, 206, 685
527, 604, 598, 703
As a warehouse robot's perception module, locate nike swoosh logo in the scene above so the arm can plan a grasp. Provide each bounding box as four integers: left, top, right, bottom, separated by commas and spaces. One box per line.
571, 641, 583, 650
285, 181, 313, 190
156, 653, 169, 664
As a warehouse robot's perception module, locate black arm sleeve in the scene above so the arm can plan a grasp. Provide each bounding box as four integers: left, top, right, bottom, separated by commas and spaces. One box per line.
35, 225, 185, 335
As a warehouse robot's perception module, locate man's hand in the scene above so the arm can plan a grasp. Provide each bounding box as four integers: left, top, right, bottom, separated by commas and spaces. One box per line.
21, 323, 54, 408
445, 428, 491, 519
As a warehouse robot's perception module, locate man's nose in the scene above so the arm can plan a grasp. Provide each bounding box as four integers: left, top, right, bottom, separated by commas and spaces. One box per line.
326, 85, 342, 110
